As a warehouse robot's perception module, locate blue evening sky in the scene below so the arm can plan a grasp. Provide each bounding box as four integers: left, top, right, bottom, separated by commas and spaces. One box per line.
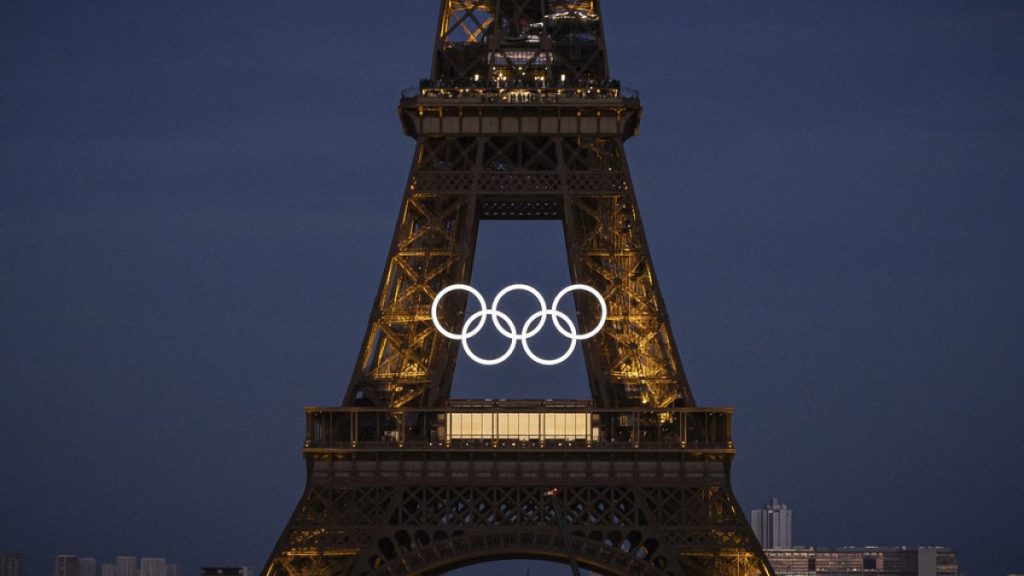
2, 2, 1022, 575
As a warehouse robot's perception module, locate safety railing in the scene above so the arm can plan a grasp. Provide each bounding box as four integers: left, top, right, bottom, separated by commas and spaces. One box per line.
304, 402, 731, 451
400, 83, 639, 104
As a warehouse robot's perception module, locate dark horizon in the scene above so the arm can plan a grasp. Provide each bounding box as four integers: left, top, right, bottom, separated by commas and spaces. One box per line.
2, 2, 1022, 576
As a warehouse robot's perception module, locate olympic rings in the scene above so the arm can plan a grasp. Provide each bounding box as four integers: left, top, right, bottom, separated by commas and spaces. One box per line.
430, 283, 607, 366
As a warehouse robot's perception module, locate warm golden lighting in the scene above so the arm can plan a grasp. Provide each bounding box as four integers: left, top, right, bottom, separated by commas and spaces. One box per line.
446, 411, 591, 441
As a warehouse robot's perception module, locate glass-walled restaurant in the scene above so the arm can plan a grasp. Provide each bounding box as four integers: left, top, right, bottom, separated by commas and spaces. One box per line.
448, 411, 591, 441
306, 401, 732, 450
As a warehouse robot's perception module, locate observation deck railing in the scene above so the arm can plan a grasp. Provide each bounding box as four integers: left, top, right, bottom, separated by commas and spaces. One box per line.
400, 83, 639, 104
304, 403, 732, 452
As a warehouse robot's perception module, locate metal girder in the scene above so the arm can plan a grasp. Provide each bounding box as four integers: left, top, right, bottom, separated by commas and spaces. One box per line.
264, 451, 770, 576
346, 132, 691, 409
565, 192, 693, 408
344, 191, 476, 408
432, 0, 608, 85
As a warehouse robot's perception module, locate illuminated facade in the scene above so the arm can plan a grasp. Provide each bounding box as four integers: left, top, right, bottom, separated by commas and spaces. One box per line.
264, 1, 771, 574
446, 409, 591, 441
765, 547, 958, 576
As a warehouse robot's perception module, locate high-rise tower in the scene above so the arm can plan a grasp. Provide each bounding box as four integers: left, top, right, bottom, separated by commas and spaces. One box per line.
751, 499, 793, 550
265, 2, 772, 574
1, 554, 25, 576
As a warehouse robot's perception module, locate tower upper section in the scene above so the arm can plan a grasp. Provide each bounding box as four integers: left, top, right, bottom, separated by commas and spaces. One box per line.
400, 0, 640, 139
432, 0, 609, 86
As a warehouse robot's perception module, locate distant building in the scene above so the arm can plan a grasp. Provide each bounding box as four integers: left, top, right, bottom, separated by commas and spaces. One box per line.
78, 558, 97, 576
101, 564, 115, 576
139, 558, 165, 576
200, 568, 249, 576
1, 554, 25, 576
164, 565, 179, 576
765, 546, 958, 576
55, 556, 79, 576
114, 556, 137, 576
751, 498, 792, 549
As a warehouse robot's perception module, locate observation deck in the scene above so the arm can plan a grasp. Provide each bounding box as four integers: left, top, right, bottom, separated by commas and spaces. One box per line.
398, 82, 642, 138
402, 82, 638, 104
307, 401, 731, 452
303, 402, 734, 487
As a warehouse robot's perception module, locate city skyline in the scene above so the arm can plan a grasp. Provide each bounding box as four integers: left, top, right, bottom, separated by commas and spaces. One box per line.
2, 2, 1023, 576
4, 555, 185, 576
9, 498, 967, 576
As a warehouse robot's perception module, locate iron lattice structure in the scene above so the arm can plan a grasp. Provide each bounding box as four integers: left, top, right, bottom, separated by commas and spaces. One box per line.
265, 1, 773, 574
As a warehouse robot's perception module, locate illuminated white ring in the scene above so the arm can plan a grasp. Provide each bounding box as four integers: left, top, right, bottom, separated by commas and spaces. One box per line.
429, 283, 608, 366
460, 308, 518, 365
551, 284, 607, 340
490, 283, 548, 339
521, 308, 578, 365
431, 284, 488, 340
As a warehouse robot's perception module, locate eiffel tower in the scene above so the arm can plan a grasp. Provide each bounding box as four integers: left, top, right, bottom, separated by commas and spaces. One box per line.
264, 2, 773, 574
